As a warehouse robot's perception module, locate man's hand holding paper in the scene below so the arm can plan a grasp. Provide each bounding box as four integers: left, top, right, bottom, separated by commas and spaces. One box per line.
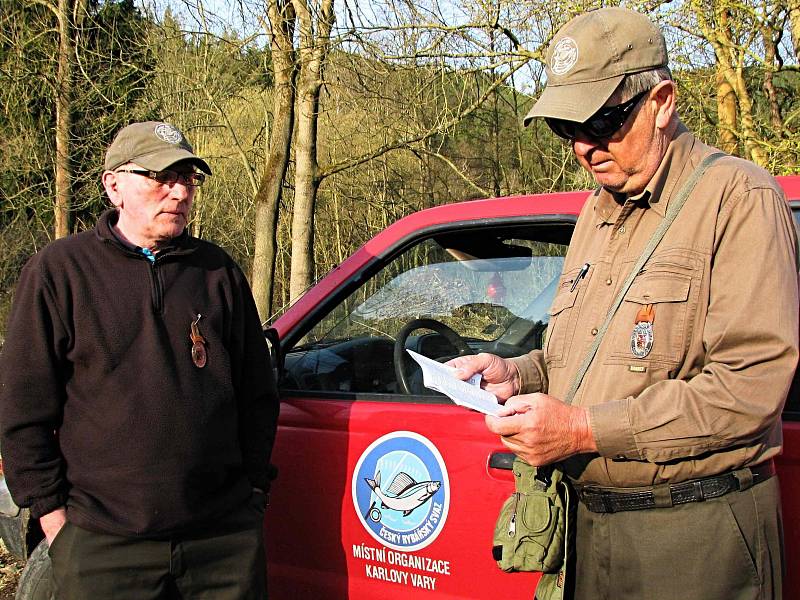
406, 350, 503, 416
443, 352, 596, 464
447, 353, 521, 402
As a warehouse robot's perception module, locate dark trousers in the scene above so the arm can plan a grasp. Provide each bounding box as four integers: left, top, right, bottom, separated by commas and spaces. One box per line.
572, 476, 784, 600
49, 497, 267, 600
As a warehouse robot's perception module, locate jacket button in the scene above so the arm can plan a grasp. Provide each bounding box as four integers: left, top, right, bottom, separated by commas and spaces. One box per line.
606, 278, 612, 285
591, 328, 598, 336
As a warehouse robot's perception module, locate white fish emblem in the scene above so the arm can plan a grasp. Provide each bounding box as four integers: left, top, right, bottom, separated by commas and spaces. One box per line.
365, 471, 441, 517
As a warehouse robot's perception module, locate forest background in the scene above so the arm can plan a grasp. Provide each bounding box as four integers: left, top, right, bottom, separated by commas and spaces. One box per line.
1, 0, 799, 334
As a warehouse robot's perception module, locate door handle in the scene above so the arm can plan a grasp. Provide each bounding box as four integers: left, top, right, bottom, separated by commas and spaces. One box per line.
488, 451, 515, 470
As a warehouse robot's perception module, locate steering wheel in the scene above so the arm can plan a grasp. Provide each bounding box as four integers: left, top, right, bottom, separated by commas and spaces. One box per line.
393, 318, 474, 395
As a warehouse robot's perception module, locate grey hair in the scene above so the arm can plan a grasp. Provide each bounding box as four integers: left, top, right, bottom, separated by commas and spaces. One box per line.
610, 67, 673, 104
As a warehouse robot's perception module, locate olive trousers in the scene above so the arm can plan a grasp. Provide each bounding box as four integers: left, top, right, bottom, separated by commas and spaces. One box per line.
571, 476, 783, 600
48, 495, 268, 600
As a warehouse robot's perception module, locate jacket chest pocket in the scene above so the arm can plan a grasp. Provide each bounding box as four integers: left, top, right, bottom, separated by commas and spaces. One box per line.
606, 268, 695, 367
545, 266, 592, 367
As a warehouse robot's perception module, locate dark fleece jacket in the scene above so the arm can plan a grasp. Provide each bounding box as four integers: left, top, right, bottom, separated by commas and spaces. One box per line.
0, 210, 278, 537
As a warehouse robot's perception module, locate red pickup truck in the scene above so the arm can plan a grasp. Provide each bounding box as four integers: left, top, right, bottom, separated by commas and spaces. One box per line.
265, 175, 800, 599
3, 177, 799, 599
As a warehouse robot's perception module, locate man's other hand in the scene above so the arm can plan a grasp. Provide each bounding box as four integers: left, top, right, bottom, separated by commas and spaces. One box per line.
485, 393, 598, 465
40, 507, 67, 545
447, 353, 521, 402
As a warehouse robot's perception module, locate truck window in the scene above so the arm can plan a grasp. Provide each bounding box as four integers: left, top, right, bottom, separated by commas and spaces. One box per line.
281, 224, 569, 397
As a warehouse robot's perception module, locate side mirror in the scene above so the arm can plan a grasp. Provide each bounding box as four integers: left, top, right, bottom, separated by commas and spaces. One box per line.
264, 327, 283, 383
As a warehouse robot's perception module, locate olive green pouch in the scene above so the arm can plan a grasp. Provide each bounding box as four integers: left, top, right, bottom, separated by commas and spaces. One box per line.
492, 458, 573, 575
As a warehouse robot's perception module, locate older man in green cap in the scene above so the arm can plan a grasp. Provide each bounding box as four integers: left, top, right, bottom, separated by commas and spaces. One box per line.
0, 121, 279, 598
452, 7, 796, 600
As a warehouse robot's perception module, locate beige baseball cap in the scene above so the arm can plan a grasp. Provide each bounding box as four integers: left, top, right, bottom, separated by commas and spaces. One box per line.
104, 121, 212, 174
524, 7, 667, 126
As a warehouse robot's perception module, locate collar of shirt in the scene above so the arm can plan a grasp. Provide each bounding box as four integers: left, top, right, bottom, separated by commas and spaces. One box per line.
107, 219, 158, 262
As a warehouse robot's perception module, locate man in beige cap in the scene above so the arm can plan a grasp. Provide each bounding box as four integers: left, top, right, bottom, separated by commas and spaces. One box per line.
0, 121, 279, 598
453, 8, 796, 599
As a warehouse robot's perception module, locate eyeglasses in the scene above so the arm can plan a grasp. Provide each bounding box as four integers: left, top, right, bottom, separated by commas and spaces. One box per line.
545, 90, 649, 142
116, 169, 206, 187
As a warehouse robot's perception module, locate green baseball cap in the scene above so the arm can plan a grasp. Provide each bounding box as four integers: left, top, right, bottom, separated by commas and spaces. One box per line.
104, 121, 212, 174
524, 7, 667, 126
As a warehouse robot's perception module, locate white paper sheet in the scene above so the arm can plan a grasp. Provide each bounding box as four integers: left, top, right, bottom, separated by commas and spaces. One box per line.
406, 349, 502, 416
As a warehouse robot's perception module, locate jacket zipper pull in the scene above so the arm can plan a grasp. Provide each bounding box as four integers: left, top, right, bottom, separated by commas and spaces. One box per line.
508, 492, 520, 537
190, 314, 207, 368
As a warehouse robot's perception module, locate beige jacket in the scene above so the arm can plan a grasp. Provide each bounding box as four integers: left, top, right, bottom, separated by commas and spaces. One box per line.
511, 125, 799, 487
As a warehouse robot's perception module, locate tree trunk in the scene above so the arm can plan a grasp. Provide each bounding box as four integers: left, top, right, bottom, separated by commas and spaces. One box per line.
288, 0, 335, 302
54, 0, 73, 238
695, 2, 767, 166
289, 66, 321, 302
252, 0, 296, 321
733, 65, 767, 166
790, 0, 800, 62
715, 65, 738, 155
760, 25, 783, 134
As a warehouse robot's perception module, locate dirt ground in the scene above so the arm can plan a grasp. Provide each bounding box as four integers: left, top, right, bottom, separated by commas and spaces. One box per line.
0, 543, 21, 599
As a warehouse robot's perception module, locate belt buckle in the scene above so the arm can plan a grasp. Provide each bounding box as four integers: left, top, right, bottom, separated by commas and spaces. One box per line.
690, 480, 706, 502
600, 492, 616, 514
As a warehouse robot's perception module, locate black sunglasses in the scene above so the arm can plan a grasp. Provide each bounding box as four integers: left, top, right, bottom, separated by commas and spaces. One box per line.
116, 168, 206, 187
545, 90, 649, 142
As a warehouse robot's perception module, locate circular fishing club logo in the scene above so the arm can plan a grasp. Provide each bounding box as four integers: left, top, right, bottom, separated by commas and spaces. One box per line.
154, 123, 184, 145
352, 431, 450, 552
550, 36, 579, 75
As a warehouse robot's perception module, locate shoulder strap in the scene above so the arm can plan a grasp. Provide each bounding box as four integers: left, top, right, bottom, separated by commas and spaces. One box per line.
563, 152, 725, 405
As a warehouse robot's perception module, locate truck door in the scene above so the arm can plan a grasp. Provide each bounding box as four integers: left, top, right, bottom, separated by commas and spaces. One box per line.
268, 220, 574, 599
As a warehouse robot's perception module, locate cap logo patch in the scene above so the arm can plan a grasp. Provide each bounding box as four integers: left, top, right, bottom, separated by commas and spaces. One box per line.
154, 123, 183, 145
550, 37, 579, 75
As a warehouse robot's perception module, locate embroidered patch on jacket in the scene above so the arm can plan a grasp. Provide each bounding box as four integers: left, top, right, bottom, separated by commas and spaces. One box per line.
630, 322, 654, 358
630, 304, 655, 358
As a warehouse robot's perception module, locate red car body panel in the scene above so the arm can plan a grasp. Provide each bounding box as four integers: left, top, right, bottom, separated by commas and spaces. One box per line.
780, 419, 800, 596
779, 175, 800, 598
267, 179, 800, 599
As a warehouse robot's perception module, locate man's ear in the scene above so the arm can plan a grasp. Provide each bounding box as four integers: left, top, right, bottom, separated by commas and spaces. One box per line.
102, 171, 123, 208
652, 80, 676, 130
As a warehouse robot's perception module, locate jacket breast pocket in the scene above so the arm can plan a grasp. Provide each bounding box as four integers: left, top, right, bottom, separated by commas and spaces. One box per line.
606, 271, 693, 367
545, 266, 591, 367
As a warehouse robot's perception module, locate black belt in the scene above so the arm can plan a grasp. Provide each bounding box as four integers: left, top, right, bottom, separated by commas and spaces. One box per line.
578, 460, 776, 514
